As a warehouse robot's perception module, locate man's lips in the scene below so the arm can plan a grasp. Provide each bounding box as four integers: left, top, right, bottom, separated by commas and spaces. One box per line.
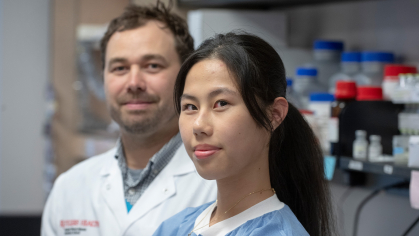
122, 101, 154, 110
194, 144, 221, 159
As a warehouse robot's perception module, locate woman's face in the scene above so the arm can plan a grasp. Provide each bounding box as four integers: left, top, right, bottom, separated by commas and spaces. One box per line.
179, 59, 271, 180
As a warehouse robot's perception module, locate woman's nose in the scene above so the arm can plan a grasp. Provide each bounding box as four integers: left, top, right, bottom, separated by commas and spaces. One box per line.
193, 112, 213, 137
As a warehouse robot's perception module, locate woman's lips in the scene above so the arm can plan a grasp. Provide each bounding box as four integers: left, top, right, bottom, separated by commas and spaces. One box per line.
194, 144, 221, 159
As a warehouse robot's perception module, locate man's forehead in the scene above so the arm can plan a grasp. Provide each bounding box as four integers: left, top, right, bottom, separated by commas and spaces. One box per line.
108, 21, 174, 46
105, 21, 177, 60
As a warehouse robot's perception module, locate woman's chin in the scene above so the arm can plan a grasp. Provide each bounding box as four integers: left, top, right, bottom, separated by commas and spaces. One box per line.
194, 165, 223, 181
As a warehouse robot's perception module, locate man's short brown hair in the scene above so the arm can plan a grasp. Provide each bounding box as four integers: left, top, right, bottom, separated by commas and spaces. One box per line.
100, 0, 194, 69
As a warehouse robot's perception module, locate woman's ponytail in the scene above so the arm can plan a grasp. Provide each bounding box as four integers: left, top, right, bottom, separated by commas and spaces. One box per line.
269, 102, 334, 236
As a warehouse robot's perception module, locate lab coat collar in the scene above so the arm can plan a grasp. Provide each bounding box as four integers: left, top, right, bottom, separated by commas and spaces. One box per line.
99, 147, 118, 176
99, 144, 195, 177
166, 145, 195, 176
98, 144, 197, 233
125, 146, 195, 228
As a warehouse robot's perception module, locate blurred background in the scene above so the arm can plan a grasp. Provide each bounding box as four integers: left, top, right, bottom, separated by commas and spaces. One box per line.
1, 0, 419, 235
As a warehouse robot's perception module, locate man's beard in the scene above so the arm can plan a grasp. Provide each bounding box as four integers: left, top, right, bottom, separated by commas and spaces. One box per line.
110, 105, 172, 134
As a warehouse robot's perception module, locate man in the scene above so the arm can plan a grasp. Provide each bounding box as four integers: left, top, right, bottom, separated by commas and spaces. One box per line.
42, 2, 217, 236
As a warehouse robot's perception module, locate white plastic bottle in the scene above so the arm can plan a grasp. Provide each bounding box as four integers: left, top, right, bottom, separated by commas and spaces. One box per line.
329, 52, 361, 94
353, 130, 368, 160
368, 135, 382, 161
382, 65, 417, 100
308, 93, 335, 155
293, 67, 324, 109
393, 135, 410, 164
354, 52, 394, 86
310, 40, 344, 89
398, 104, 410, 135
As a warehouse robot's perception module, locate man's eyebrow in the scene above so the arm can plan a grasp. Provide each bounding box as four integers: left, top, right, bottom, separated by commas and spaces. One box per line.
181, 88, 237, 101
142, 54, 168, 63
107, 57, 127, 68
107, 54, 168, 68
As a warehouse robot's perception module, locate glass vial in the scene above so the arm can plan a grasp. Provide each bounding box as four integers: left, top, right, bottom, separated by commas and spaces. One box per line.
368, 135, 382, 161
353, 130, 368, 160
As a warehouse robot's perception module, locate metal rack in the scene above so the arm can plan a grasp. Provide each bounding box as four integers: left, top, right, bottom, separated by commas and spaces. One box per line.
339, 156, 419, 179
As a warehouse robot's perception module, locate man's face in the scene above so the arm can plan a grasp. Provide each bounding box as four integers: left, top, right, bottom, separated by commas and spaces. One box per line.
104, 20, 181, 135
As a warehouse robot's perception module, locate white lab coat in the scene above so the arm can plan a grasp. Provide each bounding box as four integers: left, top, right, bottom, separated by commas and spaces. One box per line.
42, 144, 217, 236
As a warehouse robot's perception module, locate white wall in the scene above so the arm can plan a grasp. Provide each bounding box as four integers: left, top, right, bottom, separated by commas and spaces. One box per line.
0, 0, 50, 214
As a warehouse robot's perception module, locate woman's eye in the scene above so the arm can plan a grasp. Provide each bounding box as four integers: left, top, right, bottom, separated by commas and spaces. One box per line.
183, 104, 197, 111
214, 100, 229, 108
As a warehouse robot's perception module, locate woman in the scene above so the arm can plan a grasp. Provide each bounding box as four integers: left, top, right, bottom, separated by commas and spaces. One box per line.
153, 32, 335, 236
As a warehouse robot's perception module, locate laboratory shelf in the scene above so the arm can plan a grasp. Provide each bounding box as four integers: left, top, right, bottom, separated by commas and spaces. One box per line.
339, 156, 419, 179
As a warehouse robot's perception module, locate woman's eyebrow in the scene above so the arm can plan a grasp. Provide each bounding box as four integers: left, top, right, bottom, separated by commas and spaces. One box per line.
180, 94, 198, 102
181, 88, 237, 102
208, 88, 237, 98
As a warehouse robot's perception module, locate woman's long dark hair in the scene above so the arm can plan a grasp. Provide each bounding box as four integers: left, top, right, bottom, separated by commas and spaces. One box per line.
174, 32, 335, 236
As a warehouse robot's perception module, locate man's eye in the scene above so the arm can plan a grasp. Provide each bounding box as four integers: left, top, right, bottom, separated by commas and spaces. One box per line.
112, 66, 127, 72
147, 64, 162, 70
214, 101, 228, 108
144, 63, 163, 73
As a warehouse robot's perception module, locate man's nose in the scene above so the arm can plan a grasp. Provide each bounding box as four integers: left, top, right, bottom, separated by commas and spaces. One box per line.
127, 66, 146, 92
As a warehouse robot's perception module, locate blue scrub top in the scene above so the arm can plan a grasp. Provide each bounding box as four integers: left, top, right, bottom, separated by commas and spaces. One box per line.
152, 201, 309, 236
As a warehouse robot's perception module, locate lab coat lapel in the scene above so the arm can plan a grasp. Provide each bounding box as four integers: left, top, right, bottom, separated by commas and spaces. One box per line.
126, 145, 195, 223
127, 166, 176, 222
100, 156, 128, 230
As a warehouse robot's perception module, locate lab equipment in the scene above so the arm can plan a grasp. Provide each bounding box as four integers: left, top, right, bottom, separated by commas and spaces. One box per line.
330, 81, 357, 155
308, 93, 335, 154
368, 135, 382, 161
382, 65, 417, 100
354, 52, 394, 86
310, 40, 344, 89
293, 67, 324, 109
329, 52, 361, 94
286, 78, 301, 108
393, 135, 410, 164
353, 130, 368, 160
357, 86, 383, 101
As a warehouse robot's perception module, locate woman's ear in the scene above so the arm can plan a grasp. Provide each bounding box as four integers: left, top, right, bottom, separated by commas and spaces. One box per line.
270, 97, 289, 130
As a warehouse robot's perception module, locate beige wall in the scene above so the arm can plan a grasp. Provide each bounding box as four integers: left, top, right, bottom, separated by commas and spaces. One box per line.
51, 0, 129, 175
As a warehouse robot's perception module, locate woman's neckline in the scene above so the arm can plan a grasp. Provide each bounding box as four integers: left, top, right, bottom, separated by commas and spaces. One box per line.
193, 195, 284, 236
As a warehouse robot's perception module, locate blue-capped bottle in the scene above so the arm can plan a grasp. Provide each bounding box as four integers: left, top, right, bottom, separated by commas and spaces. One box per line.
308, 93, 336, 155
354, 51, 394, 86
329, 52, 361, 94
310, 40, 344, 89
293, 67, 325, 109
286, 78, 302, 109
